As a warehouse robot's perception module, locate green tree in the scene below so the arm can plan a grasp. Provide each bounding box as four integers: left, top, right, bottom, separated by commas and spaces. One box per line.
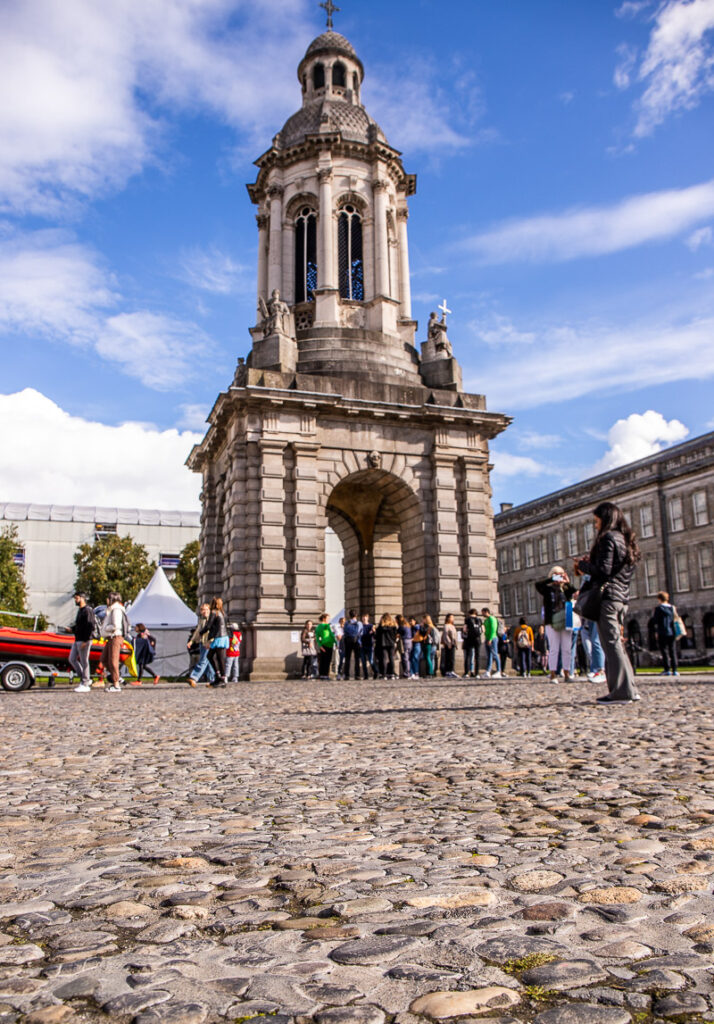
172, 539, 199, 611
74, 534, 156, 607
0, 525, 28, 627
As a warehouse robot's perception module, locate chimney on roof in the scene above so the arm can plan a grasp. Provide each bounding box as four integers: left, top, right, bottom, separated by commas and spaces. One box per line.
500, 502, 514, 513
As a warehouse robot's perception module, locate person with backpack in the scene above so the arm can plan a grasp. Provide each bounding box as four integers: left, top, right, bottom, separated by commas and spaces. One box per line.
513, 617, 534, 677
481, 607, 502, 678
100, 592, 130, 691
70, 591, 95, 692
132, 623, 159, 686
342, 610, 363, 680
462, 609, 482, 678
226, 622, 242, 683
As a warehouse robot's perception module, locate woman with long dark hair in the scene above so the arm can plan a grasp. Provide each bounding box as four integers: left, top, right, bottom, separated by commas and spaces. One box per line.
206, 596, 228, 688
574, 501, 641, 704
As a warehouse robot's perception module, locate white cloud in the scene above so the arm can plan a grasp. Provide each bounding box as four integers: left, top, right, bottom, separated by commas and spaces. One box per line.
615, 1, 653, 19
177, 403, 210, 431
695, 265, 714, 278
470, 313, 536, 346
614, 43, 638, 90
518, 431, 563, 451
631, 0, 714, 137
686, 224, 713, 249
0, 389, 201, 509
365, 66, 474, 154
471, 312, 714, 410
592, 410, 689, 473
490, 452, 552, 477
0, 0, 314, 214
179, 246, 251, 295
0, 229, 212, 390
463, 179, 714, 263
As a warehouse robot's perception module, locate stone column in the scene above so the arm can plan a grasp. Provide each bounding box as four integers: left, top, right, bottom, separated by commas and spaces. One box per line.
282, 218, 295, 305
267, 185, 284, 296
198, 468, 220, 603
397, 207, 412, 319
318, 167, 335, 290
255, 438, 290, 624
373, 179, 390, 298
290, 440, 324, 618
430, 450, 463, 620
256, 212, 269, 310
223, 442, 248, 621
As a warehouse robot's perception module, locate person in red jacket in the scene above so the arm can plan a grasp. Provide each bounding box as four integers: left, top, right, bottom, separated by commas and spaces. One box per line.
226, 622, 242, 683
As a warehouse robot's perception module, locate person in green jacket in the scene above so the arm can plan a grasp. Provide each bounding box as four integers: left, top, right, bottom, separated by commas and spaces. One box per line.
315, 613, 336, 679
481, 607, 502, 678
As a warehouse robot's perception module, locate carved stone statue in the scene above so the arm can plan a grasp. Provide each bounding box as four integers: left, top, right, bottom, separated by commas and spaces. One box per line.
258, 289, 293, 337
427, 310, 453, 357
367, 450, 382, 469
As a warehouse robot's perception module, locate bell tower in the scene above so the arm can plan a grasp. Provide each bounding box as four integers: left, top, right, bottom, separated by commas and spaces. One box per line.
189, 17, 511, 680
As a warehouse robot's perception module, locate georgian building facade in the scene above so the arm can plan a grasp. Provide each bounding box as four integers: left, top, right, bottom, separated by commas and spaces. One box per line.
494, 432, 714, 663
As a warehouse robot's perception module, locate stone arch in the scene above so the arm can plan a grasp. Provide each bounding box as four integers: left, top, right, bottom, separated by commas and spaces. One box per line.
323, 467, 426, 618
285, 192, 319, 222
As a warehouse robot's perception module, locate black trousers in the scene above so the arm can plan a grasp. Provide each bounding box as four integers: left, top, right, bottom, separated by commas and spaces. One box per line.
380, 647, 395, 677
318, 647, 333, 677
518, 648, 532, 675
207, 646, 226, 682
443, 646, 455, 674
343, 637, 361, 678
659, 637, 677, 672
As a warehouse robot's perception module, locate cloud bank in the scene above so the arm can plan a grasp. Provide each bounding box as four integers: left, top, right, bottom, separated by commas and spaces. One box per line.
592, 410, 689, 473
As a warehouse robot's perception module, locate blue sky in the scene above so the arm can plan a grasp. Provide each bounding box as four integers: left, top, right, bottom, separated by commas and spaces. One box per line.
1, 0, 713, 511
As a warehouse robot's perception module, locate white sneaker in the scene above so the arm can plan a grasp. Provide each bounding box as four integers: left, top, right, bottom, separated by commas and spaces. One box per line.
106, 685, 122, 692
74, 684, 91, 692
490, 671, 502, 679
589, 670, 606, 683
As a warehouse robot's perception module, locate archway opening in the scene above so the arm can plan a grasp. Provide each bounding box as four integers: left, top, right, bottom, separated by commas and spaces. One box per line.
325, 469, 425, 619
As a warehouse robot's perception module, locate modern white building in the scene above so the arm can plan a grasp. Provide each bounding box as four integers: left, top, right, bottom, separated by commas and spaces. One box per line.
0, 504, 200, 628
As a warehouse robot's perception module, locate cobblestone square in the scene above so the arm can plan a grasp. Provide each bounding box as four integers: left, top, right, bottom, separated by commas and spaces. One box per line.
1, 678, 713, 1024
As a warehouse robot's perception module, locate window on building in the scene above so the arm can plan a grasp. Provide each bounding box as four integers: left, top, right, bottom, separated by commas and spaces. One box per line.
332, 61, 346, 87
12, 548, 25, 568
693, 490, 709, 527
512, 545, 521, 572
552, 533, 563, 560
313, 62, 325, 89
513, 583, 522, 614
501, 586, 511, 617
644, 554, 658, 595
95, 522, 117, 540
527, 586, 536, 614
524, 540, 534, 568
629, 570, 638, 599
674, 549, 690, 592
338, 205, 364, 300
538, 537, 548, 564
640, 505, 654, 539
669, 496, 684, 532
704, 612, 714, 649
699, 545, 714, 588
159, 553, 180, 571
566, 526, 578, 555
295, 207, 318, 304
681, 614, 695, 649
498, 548, 508, 574
583, 521, 594, 549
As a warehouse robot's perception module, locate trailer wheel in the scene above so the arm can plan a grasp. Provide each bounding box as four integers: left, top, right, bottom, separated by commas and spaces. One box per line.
1, 663, 33, 692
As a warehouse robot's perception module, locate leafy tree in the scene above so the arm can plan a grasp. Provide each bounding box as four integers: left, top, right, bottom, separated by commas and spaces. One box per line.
74, 534, 156, 607
172, 539, 199, 611
0, 525, 28, 627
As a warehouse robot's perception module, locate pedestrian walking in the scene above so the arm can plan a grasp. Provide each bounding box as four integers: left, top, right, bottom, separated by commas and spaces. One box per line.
441, 614, 459, 677
226, 622, 242, 683
335, 617, 346, 678
342, 610, 363, 680
535, 567, 575, 682
397, 615, 412, 678
513, 617, 534, 677
70, 592, 95, 692
100, 592, 129, 691
481, 607, 501, 678
421, 615, 439, 677
206, 597, 229, 688
498, 626, 513, 677
300, 620, 317, 678
187, 603, 215, 688
359, 614, 375, 680
315, 614, 336, 679
462, 609, 482, 677
653, 591, 680, 677
133, 623, 159, 686
574, 501, 641, 705
375, 613, 398, 679
409, 618, 424, 678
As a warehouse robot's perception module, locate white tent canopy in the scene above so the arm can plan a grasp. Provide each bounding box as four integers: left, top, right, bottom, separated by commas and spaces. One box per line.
126, 567, 196, 628
126, 567, 197, 678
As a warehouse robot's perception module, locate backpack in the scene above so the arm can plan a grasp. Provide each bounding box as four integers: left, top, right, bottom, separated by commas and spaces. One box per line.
464, 616, 482, 642
344, 619, 361, 640
121, 609, 132, 640
517, 629, 532, 649
89, 607, 102, 641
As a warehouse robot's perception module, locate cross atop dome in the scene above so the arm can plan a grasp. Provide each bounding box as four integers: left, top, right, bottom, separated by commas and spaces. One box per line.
319, 0, 341, 30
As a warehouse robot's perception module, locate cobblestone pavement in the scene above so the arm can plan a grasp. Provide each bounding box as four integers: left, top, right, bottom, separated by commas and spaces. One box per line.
1, 677, 713, 1024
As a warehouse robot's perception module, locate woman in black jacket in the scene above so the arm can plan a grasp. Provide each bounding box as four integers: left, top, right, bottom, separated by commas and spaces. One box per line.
574, 501, 641, 704
206, 597, 229, 688
375, 613, 398, 680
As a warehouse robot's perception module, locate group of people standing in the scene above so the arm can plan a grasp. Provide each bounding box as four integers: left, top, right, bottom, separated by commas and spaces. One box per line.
186, 599, 241, 688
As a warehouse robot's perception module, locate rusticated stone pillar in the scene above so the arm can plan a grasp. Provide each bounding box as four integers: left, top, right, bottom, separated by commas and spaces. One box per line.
289, 440, 324, 618
430, 450, 463, 620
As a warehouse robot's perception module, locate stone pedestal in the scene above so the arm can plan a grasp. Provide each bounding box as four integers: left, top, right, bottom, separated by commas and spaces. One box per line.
249, 329, 298, 374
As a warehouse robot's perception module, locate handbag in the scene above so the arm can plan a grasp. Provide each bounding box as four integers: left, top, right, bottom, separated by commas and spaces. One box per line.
673, 606, 687, 638
574, 581, 606, 622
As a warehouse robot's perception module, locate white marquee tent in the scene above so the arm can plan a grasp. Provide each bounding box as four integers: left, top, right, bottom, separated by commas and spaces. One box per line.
126, 567, 197, 678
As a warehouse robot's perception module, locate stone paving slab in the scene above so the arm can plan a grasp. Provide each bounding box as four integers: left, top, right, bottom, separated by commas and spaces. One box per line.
0, 678, 713, 1024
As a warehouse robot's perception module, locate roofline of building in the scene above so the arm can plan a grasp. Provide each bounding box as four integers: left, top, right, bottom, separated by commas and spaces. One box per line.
495, 429, 714, 524
0, 504, 201, 527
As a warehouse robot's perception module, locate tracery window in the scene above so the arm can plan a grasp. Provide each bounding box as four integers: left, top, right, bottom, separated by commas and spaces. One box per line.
332, 62, 346, 87
295, 207, 317, 304
313, 62, 325, 89
338, 204, 364, 301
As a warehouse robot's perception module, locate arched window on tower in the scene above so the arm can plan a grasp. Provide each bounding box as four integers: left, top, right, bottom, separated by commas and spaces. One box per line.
332, 62, 346, 88
338, 205, 364, 301
295, 207, 317, 304
313, 62, 325, 90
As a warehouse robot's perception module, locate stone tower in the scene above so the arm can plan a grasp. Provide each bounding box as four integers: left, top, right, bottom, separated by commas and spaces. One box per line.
188, 25, 510, 679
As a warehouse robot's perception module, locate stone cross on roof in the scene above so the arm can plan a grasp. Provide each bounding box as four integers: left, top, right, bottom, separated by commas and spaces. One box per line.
439, 299, 452, 323
319, 0, 341, 29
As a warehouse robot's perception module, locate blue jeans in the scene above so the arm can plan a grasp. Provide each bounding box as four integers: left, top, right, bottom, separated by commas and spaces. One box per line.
463, 643, 479, 675
190, 644, 215, 683
486, 639, 501, 674
580, 620, 604, 672
410, 642, 422, 676
570, 628, 580, 675
359, 647, 373, 679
